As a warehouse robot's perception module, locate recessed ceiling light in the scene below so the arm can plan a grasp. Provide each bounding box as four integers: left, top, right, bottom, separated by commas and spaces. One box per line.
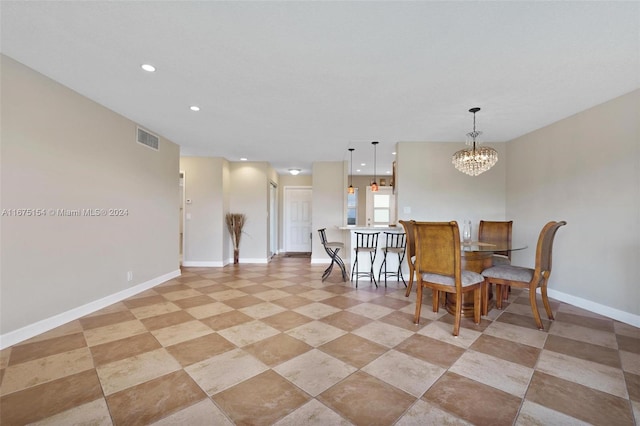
289, 169, 301, 175
360, 163, 366, 166
141, 64, 156, 72
392, 152, 397, 155
356, 169, 361, 173
190, 106, 200, 111
240, 157, 248, 161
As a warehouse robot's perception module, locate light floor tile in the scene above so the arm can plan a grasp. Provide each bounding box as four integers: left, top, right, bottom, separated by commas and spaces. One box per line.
185, 302, 234, 319
620, 350, 640, 375
0, 348, 93, 396
449, 350, 533, 398
185, 348, 268, 395
515, 400, 591, 426
29, 398, 112, 426
239, 302, 287, 319
346, 302, 395, 320
151, 399, 233, 425
254, 289, 292, 301
483, 320, 548, 348
217, 320, 281, 347
151, 320, 214, 347
96, 348, 181, 395
286, 321, 346, 347
273, 399, 353, 426
130, 302, 181, 319
351, 321, 414, 348
83, 320, 147, 347
536, 350, 629, 398
549, 321, 618, 349
293, 302, 342, 320
395, 400, 472, 426
274, 349, 356, 396
362, 350, 445, 397
417, 321, 481, 349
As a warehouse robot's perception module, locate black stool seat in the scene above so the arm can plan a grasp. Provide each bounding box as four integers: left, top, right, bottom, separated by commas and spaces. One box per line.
318, 228, 347, 281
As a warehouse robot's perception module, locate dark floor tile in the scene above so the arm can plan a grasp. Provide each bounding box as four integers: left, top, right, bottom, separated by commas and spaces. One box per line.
166, 333, 235, 367
526, 371, 634, 426
471, 334, 541, 368
106, 370, 206, 426
423, 372, 521, 426
200, 310, 253, 331
90, 333, 162, 367
212, 370, 309, 426
78, 310, 137, 331
395, 334, 465, 369
544, 334, 621, 368
0, 369, 103, 425
9, 332, 87, 366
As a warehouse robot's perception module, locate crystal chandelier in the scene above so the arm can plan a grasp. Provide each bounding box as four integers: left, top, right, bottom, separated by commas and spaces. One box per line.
452, 107, 498, 176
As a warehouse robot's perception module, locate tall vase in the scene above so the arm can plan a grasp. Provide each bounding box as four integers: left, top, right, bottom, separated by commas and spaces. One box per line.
233, 248, 239, 264
462, 220, 472, 243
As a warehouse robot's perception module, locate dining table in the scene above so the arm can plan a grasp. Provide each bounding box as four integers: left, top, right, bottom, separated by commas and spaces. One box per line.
446, 241, 528, 317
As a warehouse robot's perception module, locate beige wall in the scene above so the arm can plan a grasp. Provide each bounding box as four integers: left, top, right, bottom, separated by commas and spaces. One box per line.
179, 156, 227, 266
506, 89, 640, 318
229, 162, 270, 262
311, 162, 347, 263
396, 141, 507, 238
0, 55, 180, 340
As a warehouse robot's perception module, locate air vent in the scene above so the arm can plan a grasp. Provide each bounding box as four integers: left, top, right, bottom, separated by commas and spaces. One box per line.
136, 127, 159, 151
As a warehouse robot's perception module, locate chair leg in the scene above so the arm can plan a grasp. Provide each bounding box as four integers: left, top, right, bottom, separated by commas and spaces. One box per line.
432, 289, 439, 313
540, 277, 555, 321
414, 283, 423, 324
404, 266, 414, 297
453, 292, 462, 336
351, 252, 359, 288
481, 280, 489, 316
529, 285, 544, 330
474, 288, 481, 325
495, 283, 504, 309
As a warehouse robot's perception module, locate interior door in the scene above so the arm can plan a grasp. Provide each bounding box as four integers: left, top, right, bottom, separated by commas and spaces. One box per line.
365, 186, 396, 227
284, 187, 312, 252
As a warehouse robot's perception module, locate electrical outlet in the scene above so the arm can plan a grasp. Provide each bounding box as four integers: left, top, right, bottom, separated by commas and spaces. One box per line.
127, 271, 133, 282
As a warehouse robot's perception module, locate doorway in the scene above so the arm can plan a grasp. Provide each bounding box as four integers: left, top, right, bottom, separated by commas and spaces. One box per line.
179, 171, 185, 264
269, 182, 278, 258
283, 186, 312, 253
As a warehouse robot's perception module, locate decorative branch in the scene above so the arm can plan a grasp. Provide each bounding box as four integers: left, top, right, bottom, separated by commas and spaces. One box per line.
225, 213, 246, 264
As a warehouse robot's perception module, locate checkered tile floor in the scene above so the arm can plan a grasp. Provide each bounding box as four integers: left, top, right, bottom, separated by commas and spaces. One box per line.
1, 256, 638, 425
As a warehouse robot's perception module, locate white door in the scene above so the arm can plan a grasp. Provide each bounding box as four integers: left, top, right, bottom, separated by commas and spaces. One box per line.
284, 187, 312, 252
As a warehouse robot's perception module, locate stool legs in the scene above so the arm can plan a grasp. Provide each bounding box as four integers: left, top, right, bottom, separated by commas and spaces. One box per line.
351, 249, 378, 288
322, 247, 347, 282
378, 249, 407, 287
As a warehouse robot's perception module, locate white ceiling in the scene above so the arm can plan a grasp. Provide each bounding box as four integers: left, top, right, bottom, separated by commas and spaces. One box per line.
1, 1, 638, 176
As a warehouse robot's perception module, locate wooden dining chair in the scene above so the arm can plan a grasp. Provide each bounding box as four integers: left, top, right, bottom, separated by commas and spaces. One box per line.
482, 221, 566, 330
478, 220, 513, 266
399, 220, 416, 297
478, 220, 513, 305
413, 221, 484, 336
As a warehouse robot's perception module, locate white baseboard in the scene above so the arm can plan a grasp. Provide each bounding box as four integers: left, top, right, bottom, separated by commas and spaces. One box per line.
547, 288, 640, 328
182, 260, 224, 267
0, 269, 181, 350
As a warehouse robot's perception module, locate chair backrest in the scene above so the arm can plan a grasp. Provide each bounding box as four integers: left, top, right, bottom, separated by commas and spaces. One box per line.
413, 221, 461, 281
399, 220, 415, 259
355, 232, 379, 249
383, 231, 406, 249
535, 221, 567, 273
478, 220, 513, 259
318, 228, 328, 246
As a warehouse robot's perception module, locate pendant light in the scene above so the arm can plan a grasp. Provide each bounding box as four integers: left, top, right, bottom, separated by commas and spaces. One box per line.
371, 141, 379, 192
348, 148, 355, 194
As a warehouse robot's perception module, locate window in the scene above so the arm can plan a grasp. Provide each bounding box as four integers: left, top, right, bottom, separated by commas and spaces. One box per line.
347, 189, 358, 225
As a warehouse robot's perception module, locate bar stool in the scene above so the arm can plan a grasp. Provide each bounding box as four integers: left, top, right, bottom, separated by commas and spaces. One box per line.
318, 228, 347, 281
378, 232, 407, 287
351, 232, 379, 288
